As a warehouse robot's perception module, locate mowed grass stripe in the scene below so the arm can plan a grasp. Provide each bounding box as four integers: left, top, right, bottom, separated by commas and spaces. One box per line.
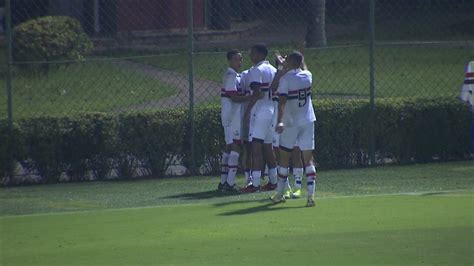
1, 194, 472, 265
0, 188, 471, 219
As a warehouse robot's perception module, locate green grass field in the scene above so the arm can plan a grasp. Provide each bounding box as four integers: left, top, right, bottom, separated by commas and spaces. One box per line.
1, 43, 472, 119
1, 161, 473, 265
0, 60, 176, 119
137, 44, 473, 98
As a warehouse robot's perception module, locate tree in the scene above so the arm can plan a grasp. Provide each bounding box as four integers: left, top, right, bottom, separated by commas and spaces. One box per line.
306, 0, 327, 47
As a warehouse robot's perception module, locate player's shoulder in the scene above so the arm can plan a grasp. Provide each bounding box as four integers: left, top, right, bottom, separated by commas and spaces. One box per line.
299, 70, 312, 79
249, 65, 262, 74
225, 68, 237, 76
224, 68, 238, 80
260, 61, 276, 72
281, 70, 295, 79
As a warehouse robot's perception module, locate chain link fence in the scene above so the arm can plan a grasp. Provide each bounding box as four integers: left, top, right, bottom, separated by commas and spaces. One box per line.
1, 0, 473, 177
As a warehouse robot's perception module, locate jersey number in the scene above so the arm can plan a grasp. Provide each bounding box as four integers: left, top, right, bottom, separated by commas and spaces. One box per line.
298, 89, 307, 107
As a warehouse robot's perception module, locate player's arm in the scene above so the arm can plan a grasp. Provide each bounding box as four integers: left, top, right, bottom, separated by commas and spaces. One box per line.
246, 82, 263, 107
275, 77, 289, 133
270, 53, 288, 93
275, 95, 287, 134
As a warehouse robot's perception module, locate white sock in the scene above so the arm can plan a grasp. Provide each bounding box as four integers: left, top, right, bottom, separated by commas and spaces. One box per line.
268, 167, 277, 185
220, 152, 229, 184
252, 170, 261, 187
227, 151, 239, 186
306, 165, 317, 196
244, 168, 252, 184
277, 166, 289, 194
293, 167, 304, 189
278, 177, 289, 196
263, 165, 268, 181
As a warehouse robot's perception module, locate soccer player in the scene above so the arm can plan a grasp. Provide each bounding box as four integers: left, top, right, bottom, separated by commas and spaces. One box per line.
218, 50, 250, 192
240, 68, 254, 186
270, 51, 317, 207
460, 61, 474, 156
241, 43, 278, 193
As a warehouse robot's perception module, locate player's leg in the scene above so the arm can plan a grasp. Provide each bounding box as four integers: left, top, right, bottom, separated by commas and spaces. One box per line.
241, 111, 272, 193
270, 126, 297, 203
270, 146, 290, 204
261, 143, 278, 191
241, 107, 253, 186
243, 140, 253, 186
218, 125, 233, 191
291, 146, 304, 198
261, 123, 278, 191
298, 122, 317, 207
225, 114, 242, 192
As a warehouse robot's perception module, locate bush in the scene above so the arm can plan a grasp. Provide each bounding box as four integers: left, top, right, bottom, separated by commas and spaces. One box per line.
117, 110, 186, 177
0, 122, 24, 182
183, 104, 224, 175
0, 97, 471, 185
13, 16, 93, 72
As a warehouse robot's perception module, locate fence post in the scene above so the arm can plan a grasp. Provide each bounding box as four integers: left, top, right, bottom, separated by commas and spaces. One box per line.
5, 0, 13, 129
187, 0, 196, 174
368, 0, 376, 165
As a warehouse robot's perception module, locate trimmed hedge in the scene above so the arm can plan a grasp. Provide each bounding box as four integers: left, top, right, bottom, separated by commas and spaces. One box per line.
0, 97, 471, 185
14, 16, 93, 63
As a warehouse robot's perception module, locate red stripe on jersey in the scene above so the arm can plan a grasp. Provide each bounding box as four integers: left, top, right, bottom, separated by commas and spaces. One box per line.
466, 72, 474, 78
288, 87, 311, 95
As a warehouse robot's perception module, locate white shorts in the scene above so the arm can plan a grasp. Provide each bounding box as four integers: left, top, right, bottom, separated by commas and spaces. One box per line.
249, 104, 274, 144
223, 111, 242, 145
272, 132, 280, 148
279, 122, 315, 151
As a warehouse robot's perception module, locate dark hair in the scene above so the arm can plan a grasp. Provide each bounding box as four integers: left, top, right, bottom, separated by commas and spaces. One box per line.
288, 51, 303, 66
251, 43, 268, 57
227, 49, 240, 60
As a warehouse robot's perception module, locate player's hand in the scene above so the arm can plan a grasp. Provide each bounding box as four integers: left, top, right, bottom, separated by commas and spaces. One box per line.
276, 55, 286, 66
275, 122, 284, 134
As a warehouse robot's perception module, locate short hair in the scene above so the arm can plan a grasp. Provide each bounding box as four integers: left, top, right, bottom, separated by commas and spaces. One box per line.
227, 49, 240, 60
288, 51, 303, 66
251, 43, 268, 57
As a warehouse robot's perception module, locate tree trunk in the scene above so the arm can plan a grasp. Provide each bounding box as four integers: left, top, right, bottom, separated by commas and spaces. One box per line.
306, 0, 327, 47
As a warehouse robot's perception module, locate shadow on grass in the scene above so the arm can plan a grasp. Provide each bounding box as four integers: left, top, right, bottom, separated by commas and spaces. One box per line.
161, 190, 242, 200
218, 202, 307, 216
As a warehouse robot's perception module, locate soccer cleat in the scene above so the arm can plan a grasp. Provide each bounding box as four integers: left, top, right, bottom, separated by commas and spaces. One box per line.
224, 184, 241, 193
270, 194, 286, 204
240, 185, 261, 193
306, 196, 316, 207
217, 182, 227, 192
291, 189, 302, 199
260, 182, 277, 191
283, 189, 291, 199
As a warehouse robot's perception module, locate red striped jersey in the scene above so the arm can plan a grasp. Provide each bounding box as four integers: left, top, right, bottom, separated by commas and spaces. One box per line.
278, 69, 316, 127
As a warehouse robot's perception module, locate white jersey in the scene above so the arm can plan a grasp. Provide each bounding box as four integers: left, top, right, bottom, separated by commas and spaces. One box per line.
240, 69, 252, 118
248, 60, 277, 110
221, 67, 242, 126
278, 69, 316, 127
460, 61, 474, 111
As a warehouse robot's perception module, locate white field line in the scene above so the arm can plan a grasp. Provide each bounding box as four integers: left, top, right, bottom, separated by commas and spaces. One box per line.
1, 189, 472, 219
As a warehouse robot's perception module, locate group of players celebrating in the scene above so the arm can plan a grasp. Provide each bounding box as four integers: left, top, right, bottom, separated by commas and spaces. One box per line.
218, 43, 317, 207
